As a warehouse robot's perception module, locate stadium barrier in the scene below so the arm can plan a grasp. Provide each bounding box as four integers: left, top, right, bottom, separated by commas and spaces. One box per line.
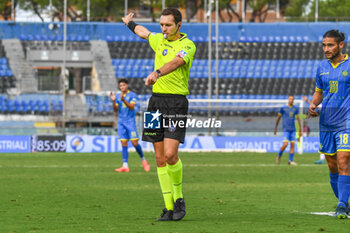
2, 22, 350, 42
0, 135, 319, 153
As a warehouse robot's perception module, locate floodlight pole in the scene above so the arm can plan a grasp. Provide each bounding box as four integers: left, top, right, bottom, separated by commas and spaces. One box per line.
215, 0, 219, 102
87, 0, 90, 21
49, 0, 53, 21
208, 0, 213, 136
242, 0, 245, 22
61, 0, 67, 134
276, 0, 280, 22
162, 0, 165, 10
125, 0, 128, 16
315, 0, 319, 22
215, 0, 219, 135
204, 0, 207, 23
11, 0, 15, 21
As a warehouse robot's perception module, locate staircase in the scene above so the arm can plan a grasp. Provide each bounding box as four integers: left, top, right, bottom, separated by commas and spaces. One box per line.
65, 94, 88, 120
90, 40, 117, 92
2, 39, 37, 93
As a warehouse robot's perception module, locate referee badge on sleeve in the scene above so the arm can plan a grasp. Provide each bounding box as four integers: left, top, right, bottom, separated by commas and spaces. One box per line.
176, 50, 187, 58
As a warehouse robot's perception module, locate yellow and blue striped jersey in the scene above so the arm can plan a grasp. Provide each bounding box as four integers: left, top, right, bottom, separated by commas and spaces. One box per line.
278, 105, 299, 131
115, 91, 137, 122
316, 54, 350, 131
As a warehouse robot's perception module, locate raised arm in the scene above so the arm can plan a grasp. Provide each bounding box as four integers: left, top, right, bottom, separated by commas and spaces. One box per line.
110, 92, 118, 113
120, 94, 135, 111
145, 57, 185, 85
302, 96, 312, 105
122, 13, 150, 40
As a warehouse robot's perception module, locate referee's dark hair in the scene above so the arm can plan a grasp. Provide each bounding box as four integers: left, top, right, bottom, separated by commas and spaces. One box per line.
323, 30, 346, 44
161, 8, 182, 25
118, 78, 128, 84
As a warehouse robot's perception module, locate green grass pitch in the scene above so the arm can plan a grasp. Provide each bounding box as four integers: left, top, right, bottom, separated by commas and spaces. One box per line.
0, 152, 349, 233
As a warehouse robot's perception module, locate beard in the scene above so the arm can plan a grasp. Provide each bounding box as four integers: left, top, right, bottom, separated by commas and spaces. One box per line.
329, 46, 340, 60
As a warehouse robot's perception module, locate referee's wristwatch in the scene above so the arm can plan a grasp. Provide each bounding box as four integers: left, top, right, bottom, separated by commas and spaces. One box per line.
155, 69, 162, 78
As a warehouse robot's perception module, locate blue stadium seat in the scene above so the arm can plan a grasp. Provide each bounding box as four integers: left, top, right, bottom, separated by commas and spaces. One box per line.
0, 58, 7, 65
289, 36, 296, 42
105, 35, 113, 42
239, 36, 246, 42
6, 70, 13, 77
6, 100, 15, 113
14, 100, 22, 113
41, 35, 48, 41
82, 35, 90, 42
68, 35, 77, 41
76, 35, 84, 41
26, 34, 34, 41
20, 34, 28, 40
303, 36, 310, 42
34, 34, 41, 41
56, 34, 63, 41
48, 34, 57, 41
21, 100, 30, 113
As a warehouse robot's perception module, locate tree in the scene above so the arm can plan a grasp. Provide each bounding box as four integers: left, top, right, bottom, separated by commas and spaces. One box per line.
307, 0, 350, 21
0, 0, 18, 20
16, 0, 140, 22
225, 0, 243, 22
283, 0, 310, 21
247, 0, 293, 22
212, 0, 292, 23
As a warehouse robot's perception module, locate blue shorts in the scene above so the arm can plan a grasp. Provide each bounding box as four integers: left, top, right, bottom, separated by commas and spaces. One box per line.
319, 130, 350, 156
283, 131, 296, 142
118, 121, 139, 141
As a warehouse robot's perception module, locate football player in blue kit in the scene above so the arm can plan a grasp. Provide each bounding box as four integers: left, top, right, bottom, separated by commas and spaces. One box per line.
110, 79, 150, 173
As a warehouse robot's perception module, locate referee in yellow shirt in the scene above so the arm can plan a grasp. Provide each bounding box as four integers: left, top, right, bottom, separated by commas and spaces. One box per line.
122, 8, 196, 221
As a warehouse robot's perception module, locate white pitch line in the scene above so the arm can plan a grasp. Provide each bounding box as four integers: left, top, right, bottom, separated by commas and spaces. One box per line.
308, 212, 336, 217
186, 164, 321, 167
0, 163, 323, 168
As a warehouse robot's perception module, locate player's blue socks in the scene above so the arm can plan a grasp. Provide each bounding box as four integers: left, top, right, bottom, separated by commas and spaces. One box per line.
122, 146, 128, 163
289, 153, 294, 162
329, 172, 339, 199
134, 144, 145, 160
278, 150, 283, 157
337, 175, 350, 207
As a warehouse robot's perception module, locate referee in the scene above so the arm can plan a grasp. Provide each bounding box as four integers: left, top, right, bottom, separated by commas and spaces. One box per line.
122, 8, 196, 221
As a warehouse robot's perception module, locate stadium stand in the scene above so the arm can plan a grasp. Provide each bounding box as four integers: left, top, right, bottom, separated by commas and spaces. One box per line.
0, 40, 15, 93
0, 22, 346, 119
0, 94, 62, 116
108, 41, 319, 96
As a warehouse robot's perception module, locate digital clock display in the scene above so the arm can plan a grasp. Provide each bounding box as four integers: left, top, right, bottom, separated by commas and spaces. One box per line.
32, 135, 66, 152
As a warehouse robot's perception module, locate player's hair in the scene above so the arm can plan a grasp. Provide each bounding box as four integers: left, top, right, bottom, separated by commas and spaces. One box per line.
161, 8, 182, 25
118, 78, 128, 84
323, 30, 346, 43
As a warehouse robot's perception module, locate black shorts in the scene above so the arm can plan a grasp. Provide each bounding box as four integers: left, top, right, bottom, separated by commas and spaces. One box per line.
142, 93, 188, 144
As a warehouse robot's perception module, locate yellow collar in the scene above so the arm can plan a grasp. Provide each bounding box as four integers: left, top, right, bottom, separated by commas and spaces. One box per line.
329, 54, 348, 69
122, 90, 130, 97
